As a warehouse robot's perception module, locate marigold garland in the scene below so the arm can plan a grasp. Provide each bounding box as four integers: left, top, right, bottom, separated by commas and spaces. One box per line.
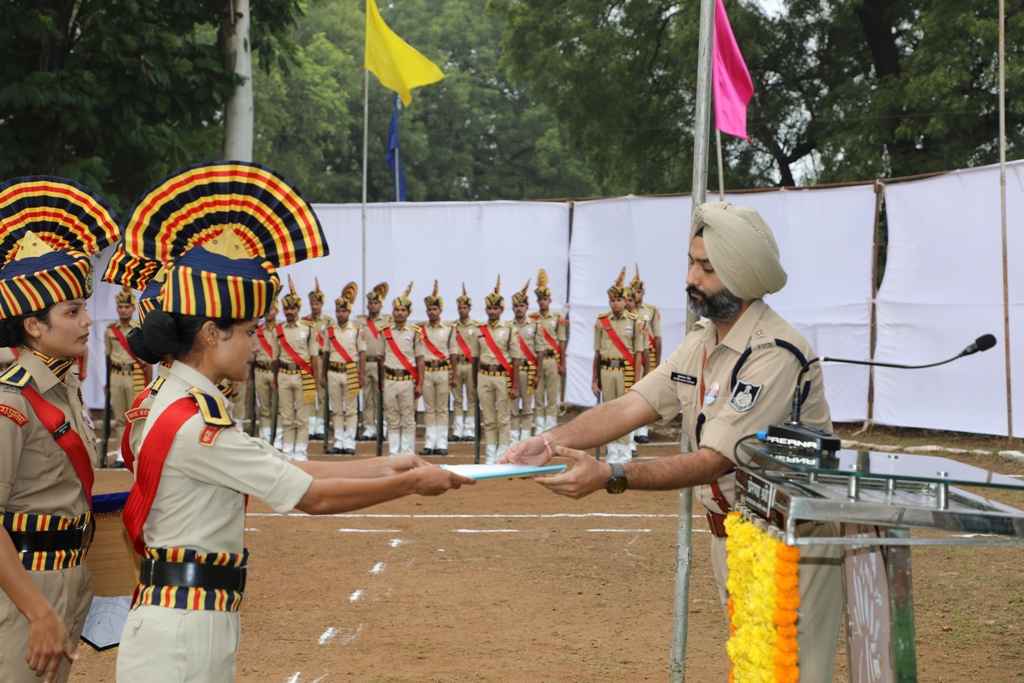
724, 511, 801, 683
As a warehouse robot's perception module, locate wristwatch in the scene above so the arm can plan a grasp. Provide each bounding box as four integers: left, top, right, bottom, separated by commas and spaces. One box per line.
605, 462, 627, 494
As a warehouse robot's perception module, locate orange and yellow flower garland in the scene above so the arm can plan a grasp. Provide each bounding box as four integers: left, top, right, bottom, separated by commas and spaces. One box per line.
724, 511, 801, 683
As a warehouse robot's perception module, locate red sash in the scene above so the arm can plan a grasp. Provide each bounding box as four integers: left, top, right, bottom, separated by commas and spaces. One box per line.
421, 326, 449, 361
12, 347, 19, 359
110, 324, 150, 383
123, 397, 201, 554
366, 317, 380, 340
599, 316, 635, 369
517, 330, 538, 367
327, 327, 355, 364
539, 322, 561, 359
478, 325, 513, 375
456, 327, 474, 362
382, 328, 419, 382
275, 326, 314, 376
256, 325, 274, 359
20, 385, 95, 510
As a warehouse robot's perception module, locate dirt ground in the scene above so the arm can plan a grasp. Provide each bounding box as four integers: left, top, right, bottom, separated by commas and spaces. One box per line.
73, 421, 1024, 683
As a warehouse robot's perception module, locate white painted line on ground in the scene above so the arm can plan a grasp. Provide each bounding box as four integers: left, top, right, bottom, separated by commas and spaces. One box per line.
319, 627, 339, 645
370, 562, 385, 574
249, 512, 689, 519
244, 528, 259, 531
349, 589, 363, 602
389, 539, 405, 547
337, 529, 401, 533
311, 674, 329, 683
285, 674, 300, 683
587, 528, 652, 533
338, 624, 364, 645
453, 529, 519, 533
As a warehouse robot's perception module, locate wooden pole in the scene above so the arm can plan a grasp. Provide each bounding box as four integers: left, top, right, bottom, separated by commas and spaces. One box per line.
998, 0, 1012, 442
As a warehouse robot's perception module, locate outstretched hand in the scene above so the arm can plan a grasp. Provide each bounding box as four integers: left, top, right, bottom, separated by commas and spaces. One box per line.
411, 465, 476, 496
499, 435, 551, 467
531, 446, 610, 500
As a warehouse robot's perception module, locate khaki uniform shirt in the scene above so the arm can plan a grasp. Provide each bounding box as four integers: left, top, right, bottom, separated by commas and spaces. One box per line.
530, 311, 567, 353
303, 313, 332, 348
105, 320, 141, 366
512, 316, 540, 364
635, 301, 662, 343
380, 323, 422, 370
631, 300, 831, 514
139, 361, 313, 554
276, 320, 319, 364
452, 318, 480, 360
356, 313, 393, 358
0, 351, 97, 518
417, 321, 457, 361
324, 321, 366, 363
255, 322, 279, 364
0, 347, 17, 369
474, 321, 522, 366
593, 311, 642, 358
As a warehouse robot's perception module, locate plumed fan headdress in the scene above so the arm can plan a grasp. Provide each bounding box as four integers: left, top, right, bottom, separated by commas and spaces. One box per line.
102, 247, 162, 321
115, 285, 137, 306
631, 264, 644, 293
534, 269, 551, 298
423, 280, 443, 309
336, 282, 358, 311
485, 275, 504, 308
309, 277, 324, 304
456, 282, 471, 307
0, 177, 120, 319
511, 279, 530, 305
367, 281, 389, 303
607, 267, 627, 299
282, 274, 302, 309
392, 282, 413, 310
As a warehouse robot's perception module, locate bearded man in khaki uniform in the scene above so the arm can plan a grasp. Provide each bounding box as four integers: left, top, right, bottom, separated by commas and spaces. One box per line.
379, 283, 421, 456
474, 277, 521, 464
274, 276, 320, 461
356, 282, 392, 441
530, 269, 566, 434
417, 282, 457, 455
450, 284, 478, 443
510, 280, 539, 444
323, 283, 365, 455
503, 202, 844, 683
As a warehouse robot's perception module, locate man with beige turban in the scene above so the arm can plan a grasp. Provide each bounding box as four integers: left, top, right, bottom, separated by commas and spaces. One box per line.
502, 202, 844, 683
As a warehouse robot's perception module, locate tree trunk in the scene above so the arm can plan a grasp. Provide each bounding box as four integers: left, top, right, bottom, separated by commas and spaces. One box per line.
222, 0, 254, 161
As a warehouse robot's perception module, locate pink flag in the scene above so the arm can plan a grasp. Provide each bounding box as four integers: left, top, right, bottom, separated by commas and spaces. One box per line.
713, 0, 754, 141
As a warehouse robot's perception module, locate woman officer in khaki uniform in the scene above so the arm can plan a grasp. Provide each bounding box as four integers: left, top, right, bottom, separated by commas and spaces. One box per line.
0, 177, 121, 683
113, 162, 472, 683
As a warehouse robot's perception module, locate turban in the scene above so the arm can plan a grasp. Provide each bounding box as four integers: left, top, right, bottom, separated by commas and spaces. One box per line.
689, 202, 787, 300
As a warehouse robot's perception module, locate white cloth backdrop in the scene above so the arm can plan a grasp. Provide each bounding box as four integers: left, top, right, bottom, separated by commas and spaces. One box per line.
80, 201, 570, 409
565, 186, 877, 423
875, 159, 1024, 436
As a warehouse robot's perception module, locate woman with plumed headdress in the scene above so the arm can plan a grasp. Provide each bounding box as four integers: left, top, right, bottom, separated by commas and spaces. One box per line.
113, 162, 472, 683
0, 176, 121, 683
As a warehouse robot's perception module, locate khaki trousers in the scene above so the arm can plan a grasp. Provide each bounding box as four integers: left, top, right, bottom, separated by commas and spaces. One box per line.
599, 368, 631, 444
383, 378, 416, 435
277, 371, 308, 445
422, 369, 451, 429
535, 357, 560, 419
361, 362, 380, 431
0, 563, 92, 683
254, 369, 274, 430
710, 521, 844, 683
109, 370, 135, 447
117, 605, 241, 683
509, 367, 534, 432
478, 372, 511, 445
452, 361, 475, 422
327, 369, 359, 430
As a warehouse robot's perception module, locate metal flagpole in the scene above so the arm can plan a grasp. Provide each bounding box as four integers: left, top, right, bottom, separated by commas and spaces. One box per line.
395, 147, 401, 201
671, 1, 715, 681
999, 0, 1012, 441
362, 70, 369, 318
716, 129, 726, 201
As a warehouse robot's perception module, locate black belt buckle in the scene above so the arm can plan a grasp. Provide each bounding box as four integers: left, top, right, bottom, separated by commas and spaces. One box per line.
7, 526, 86, 553
140, 559, 247, 593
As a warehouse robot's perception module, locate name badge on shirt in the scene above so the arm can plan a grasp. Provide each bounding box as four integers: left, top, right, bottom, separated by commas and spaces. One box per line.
670, 372, 697, 385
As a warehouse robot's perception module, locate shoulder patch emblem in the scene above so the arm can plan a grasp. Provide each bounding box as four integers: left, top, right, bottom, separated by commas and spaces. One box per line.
199, 424, 226, 447
126, 407, 150, 424
187, 387, 234, 427
729, 381, 763, 413
0, 365, 30, 389
0, 404, 28, 426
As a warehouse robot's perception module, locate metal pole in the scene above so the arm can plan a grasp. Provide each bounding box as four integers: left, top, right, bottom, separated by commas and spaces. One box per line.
998, 0, 1012, 442
394, 147, 401, 201
715, 129, 725, 201
362, 70, 369, 318
671, 2, 715, 680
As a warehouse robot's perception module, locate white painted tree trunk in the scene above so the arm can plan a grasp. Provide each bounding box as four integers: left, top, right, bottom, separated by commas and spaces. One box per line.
223, 0, 253, 162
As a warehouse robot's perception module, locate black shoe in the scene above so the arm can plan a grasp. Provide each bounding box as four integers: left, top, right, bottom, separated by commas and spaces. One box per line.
635, 435, 649, 444
343, 448, 356, 455
110, 461, 126, 469
434, 449, 448, 456
419, 448, 434, 455
356, 433, 368, 441
632, 450, 638, 459
450, 435, 461, 442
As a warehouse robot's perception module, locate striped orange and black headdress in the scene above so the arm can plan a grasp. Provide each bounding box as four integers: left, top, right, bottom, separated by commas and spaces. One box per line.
281, 275, 301, 309
632, 264, 645, 293
607, 267, 627, 299
456, 282, 471, 307
120, 161, 327, 319
336, 282, 357, 311
534, 269, 551, 298
485, 276, 504, 308
392, 282, 413, 310
366, 282, 388, 303
309, 277, 324, 304
101, 247, 164, 322
0, 177, 120, 319
115, 285, 137, 306
511, 279, 530, 305
423, 280, 442, 309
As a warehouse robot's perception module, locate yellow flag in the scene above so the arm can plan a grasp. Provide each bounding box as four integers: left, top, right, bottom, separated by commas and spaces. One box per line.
364, 0, 445, 106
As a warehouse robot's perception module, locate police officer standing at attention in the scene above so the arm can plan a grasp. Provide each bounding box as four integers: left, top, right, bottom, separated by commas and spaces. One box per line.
113, 161, 472, 683
255, 299, 281, 447
323, 283, 365, 455
304, 278, 331, 440
105, 286, 150, 465
417, 282, 456, 455
503, 202, 843, 683
632, 266, 661, 445
530, 269, 566, 435
476, 277, 521, 464
0, 176, 121, 683
593, 268, 643, 464
510, 280, 540, 444
380, 284, 420, 456
450, 284, 477, 443
356, 283, 391, 441
275, 276, 320, 461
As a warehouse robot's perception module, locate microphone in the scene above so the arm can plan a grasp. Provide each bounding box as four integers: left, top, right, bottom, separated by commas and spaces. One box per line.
821, 333, 997, 370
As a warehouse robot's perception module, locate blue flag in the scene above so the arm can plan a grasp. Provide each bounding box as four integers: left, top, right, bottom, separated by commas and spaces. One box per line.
386, 93, 408, 201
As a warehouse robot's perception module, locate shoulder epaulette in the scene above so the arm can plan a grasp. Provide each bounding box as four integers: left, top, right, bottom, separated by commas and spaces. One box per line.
408, 323, 422, 331
626, 311, 639, 319
597, 312, 610, 319
107, 322, 118, 329
301, 319, 315, 327
0, 364, 30, 391
186, 387, 233, 427
503, 321, 514, 328
351, 322, 363, 329
648, 304, 659, 311
529, 312, 540, 320
150, 375, 167, 396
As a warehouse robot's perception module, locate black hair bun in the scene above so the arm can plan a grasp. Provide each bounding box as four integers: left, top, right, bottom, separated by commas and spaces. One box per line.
127, 326, 164, 365
141, 309, 181, 357
0, 320, 15, 348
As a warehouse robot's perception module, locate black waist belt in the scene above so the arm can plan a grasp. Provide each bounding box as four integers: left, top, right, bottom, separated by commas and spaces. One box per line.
112, 361, 136, 373
7, 527, 88, 554
540, 349, 558, 358
385, 367, 413, 380
600, 358, 628, 369
255, 360, 273, 371
479, 363, 508, 374
425, 359, 450, 370
140, 559, 247, 593
329, 360, 355, 372
456, 355, 472, 364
